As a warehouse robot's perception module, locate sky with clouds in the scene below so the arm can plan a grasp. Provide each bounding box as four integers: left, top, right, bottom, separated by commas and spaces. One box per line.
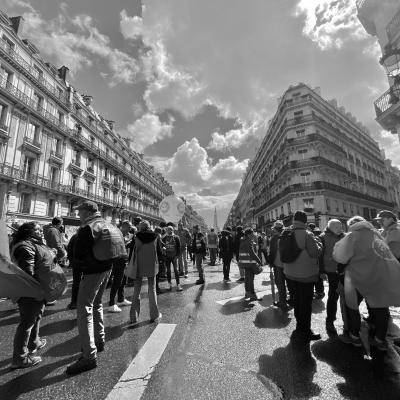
0, 0, 396, 226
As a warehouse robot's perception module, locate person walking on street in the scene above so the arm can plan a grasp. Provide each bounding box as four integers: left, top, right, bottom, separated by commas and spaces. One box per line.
108, 220, 132, 312
238, 228, 263, 301
282, 211, 322, 343
234, 226, 245, 282
308, 223, 325, 300
219, 227, 234, 281
190, 225, 207, 284
130, 220, 164, 324
176, 222, 191, 278
268, 220, 290, 311
66, 201, 114, 375
43, 217, 66, 263
207, 228, 219, 266
163, 226, 183, 291
10, 222, 50, 369
319, 219, 344, 335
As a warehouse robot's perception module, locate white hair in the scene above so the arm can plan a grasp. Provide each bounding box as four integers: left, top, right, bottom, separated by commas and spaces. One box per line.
347, 216, 365, 227
327, 219, 341, 229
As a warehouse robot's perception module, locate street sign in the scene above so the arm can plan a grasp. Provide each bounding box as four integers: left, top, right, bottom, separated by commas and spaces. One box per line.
159, 195, 186, 223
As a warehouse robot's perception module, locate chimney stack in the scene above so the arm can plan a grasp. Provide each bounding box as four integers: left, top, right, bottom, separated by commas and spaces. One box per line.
106, 120, 114, 130
82, 94, 93, 106
9, 16, 24, 35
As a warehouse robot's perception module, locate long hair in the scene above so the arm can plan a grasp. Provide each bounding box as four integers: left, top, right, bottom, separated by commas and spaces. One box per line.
12, 222, 39, 246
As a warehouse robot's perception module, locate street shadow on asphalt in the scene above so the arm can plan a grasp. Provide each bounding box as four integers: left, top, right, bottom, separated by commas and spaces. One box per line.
39, 318, 77, 336
254, 307, 291, 329
219, 299, 256, 315
312, 299, 326, 314
258, 341, 321, 399
205, 281, 240, 291
0, 308, 65, 327
0, 355, 77, 400
311, 337, 400, 399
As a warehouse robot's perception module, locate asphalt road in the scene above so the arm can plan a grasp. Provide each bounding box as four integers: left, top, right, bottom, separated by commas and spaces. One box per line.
1, 259, 400, 400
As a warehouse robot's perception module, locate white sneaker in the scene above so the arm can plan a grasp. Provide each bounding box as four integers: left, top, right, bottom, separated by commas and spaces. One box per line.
109, 304, 122, 313
118, 299, 132, 306
177, 284, 183, 291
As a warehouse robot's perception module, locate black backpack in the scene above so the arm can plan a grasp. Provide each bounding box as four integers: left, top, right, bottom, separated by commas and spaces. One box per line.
279, 228, 302, 263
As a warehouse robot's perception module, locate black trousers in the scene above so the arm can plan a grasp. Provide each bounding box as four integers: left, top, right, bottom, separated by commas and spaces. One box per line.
109, 258, 127, 306
165, 257, 180, 285
70, 264, 82, 305
314, 276, 325, 294
288, 279, 315, 335
326, 272, 339, 322
222, 257, 232, 279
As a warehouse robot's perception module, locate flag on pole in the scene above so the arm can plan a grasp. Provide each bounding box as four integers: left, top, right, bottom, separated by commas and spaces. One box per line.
0, 220, 44, 301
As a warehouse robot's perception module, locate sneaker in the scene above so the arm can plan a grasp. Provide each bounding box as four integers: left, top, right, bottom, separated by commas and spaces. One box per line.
108, 304, 122, 313
326, 321, 337, 335
371, 336, 389, 352
308, 331, 322, 341
277, 302, 290, 312
150, 313, 162, 323
118, 299, 132, 306
314, 292, 325, 300
248, 294, 260, 301
177, 284, 183, 292
67, 303, 77, 310
184, 274, 188, 279
66, 357, 97, 375
179, 272, 184, 276
195, 279, 205, 285
29, 338, 47, 354
236, 278, 245, 283
11, 355, 42, 370
338, 333, 362, 347
45, 300, 57, 306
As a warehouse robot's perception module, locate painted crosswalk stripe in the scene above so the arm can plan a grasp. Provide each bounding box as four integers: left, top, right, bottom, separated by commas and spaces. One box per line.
105, 323, 176, 400
216, 289, 271, 305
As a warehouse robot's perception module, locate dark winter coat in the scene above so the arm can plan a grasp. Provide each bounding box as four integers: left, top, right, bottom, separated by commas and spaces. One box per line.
319, 229, 345, 273
43, 225, 65, 259
218, 231, 234, 259
134, 231, 164, 278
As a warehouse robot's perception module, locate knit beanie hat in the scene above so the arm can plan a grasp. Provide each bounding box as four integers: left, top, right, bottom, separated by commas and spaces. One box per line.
294, 210, 307, 224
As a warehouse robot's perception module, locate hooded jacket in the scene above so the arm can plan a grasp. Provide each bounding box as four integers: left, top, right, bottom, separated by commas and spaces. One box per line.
133, 231, 163, 278
333, 220, 400, 308
283, 221, 322, 282
319, 228, 345, 273
381, 222, 400, 260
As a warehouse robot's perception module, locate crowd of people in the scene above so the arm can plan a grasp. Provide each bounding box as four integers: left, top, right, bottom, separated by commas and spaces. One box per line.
5, 201, 400, 376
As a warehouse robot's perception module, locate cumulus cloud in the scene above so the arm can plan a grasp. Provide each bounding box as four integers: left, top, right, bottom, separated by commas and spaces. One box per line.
5, 2, 139, 86
295, 0, 369, 50
124, 113, 174, 152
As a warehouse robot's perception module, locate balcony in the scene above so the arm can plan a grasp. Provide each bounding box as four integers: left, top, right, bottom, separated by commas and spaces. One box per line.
50, 150, 63, 164
0, 37, 69, 108
374, 83, 400, 131
387, 7, 400, 42
101, 176, 111, 187
22, 136, 42, 154
83, 166, 96, 181
69, 160, 83, 175
0, 122, 9, 140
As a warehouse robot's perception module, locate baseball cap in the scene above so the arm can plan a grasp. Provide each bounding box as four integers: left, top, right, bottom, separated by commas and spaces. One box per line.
74, 201, 98, 213
375, 210, 397, 220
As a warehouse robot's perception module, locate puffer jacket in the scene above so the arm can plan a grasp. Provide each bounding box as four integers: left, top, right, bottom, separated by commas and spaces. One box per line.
319, 229, 345, 273
283, 221, 322, 283
381, 222, 400, 260
12, 238, 56, 281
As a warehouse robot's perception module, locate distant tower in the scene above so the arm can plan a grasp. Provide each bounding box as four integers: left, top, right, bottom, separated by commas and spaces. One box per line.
213, 207, 219, 232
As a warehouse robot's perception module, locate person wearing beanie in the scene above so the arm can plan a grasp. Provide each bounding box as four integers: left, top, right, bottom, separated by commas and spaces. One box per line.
282, 210, 322, 342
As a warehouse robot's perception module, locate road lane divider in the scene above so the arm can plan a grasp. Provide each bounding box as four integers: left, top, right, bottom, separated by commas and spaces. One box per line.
105, 323, 176, 400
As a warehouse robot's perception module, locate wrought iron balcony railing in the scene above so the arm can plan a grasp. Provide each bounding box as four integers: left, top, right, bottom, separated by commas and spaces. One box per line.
374, 82, 400, 117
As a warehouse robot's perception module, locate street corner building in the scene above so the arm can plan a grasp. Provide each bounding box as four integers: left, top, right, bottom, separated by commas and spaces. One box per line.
229, 82, 400, 231
0, 11, 174, 229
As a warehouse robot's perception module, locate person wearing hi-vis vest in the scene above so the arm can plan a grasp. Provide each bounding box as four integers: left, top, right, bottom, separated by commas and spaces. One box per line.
238, 228, 263, 301
207, 228, 219, 266
190, 225, 207, 284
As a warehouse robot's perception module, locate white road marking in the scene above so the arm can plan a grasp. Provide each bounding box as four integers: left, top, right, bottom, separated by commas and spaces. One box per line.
105, 323, 176, 400
216, 289, 271, 305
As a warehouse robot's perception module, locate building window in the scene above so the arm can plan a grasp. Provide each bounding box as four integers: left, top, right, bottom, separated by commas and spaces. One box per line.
71, 175, 78, 191
335, 200, 339, 212
50, 167, 58, 186
326, 198, 330, 211
296, 129, 305, 137
300, 171, 311, 183
287, 202, 291, 214
298, 148, 308, 159
343, 202, 347, 214
19, 193, 31, 214
294, 110, 303, 117
48, 199, 55, 216
303, 198, 314, 210
350, 203, 354, 215
22, 156, 34, 178
0, 103, 8, 126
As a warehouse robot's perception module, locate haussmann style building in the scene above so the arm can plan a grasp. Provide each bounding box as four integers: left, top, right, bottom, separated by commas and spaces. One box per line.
250, 83, 395, 230
0, 11, 174, 228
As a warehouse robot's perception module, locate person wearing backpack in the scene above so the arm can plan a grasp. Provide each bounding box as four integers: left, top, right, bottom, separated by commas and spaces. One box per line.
281, 210, 322, 342
66, 201, 116, 375
190, 226, 207, 284
163, 226, 183, 291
